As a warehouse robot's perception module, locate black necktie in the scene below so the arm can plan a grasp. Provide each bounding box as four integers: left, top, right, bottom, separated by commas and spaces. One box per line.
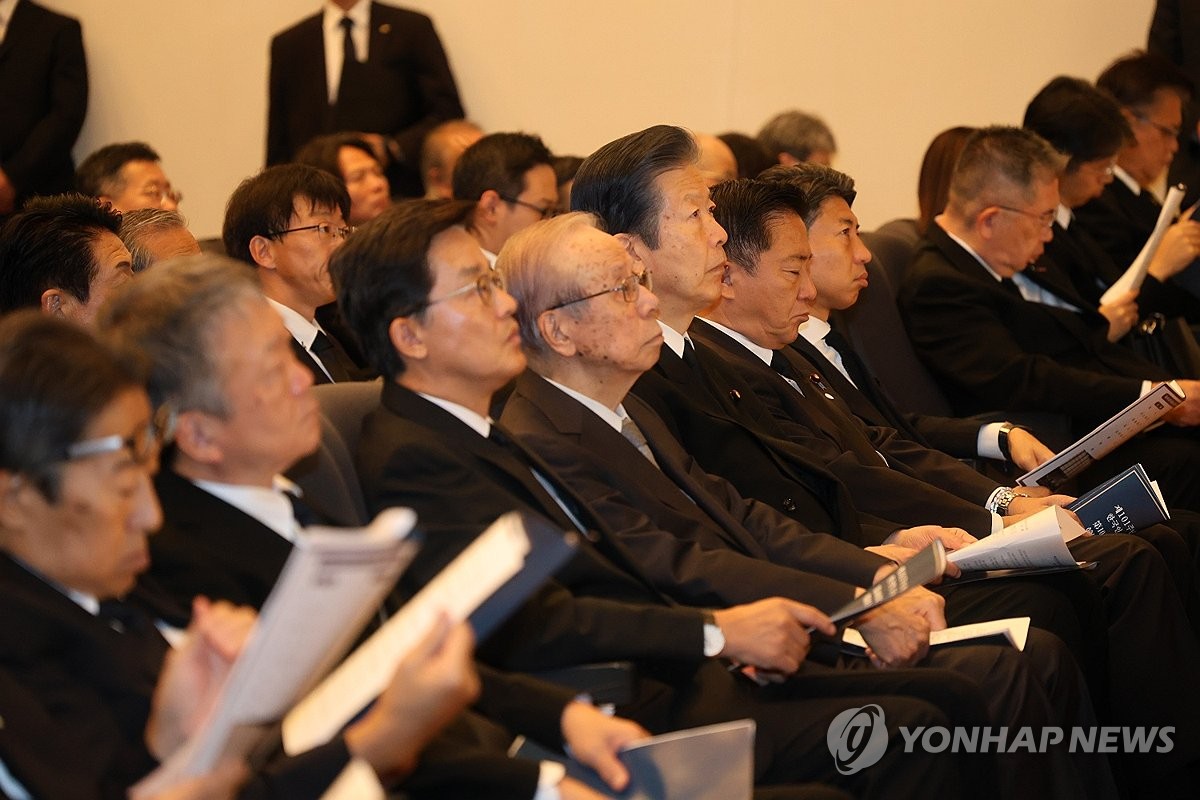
822, 327, 873, 392
999, 277, 1024, 300
337, 16, 356, 104
286, 490, 320, 528
681, 338, 699, 370
98, 599, 169, 678
311, 331, 352, 382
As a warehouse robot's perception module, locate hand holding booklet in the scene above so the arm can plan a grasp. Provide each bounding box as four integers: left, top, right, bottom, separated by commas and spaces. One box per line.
948, 505, 1085, 572
1068, 463, 1169, 535
1017, 381, 1185, 489
1100, 184, 1187, 304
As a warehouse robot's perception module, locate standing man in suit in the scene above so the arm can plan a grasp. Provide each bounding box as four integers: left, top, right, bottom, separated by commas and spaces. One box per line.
267, 1, 464, 198
223, 163, 369, 384
0, 0, 87, 215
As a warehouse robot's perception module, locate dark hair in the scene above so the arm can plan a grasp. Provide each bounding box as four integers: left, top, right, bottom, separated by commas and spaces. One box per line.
0, 193, 123, 312
947, 127, 1063, 219
76, 142, 162, 197
552, 155, 584, 189
758, 163, 855, 229
571, 125, 699, 248
916, 127, 975, 236
1097, 50, 1193, 109
757, 111, 837, 162
451, 132, 553, 202
330, 199, 475, 378
222, 164, 351, 264
294, 132, 380, 184
718, 132, 776, 179
1023, 77, 1132, 172
0, 311, 141, 500
711, 179, 809, 273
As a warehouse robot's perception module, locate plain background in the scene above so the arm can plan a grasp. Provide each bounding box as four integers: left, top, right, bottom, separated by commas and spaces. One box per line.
45, 0, 1159, 238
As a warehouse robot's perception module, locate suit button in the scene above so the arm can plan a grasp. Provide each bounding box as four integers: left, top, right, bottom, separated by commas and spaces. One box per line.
783, 498, 796, 511
729, 389, 741, 401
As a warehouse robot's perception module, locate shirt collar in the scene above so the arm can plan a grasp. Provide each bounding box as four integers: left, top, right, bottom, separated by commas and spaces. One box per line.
1112, 164, 1141, 196
191, 475, 303, 543
541, 375, 626, 433
1055, 203, 1073, 230
797, 315, 831, 346
324, 0, 370, 32
942, 226, 1004, 283
267, 297, 323, 350
481, 248, 498, 268
657, 320, 692, 358
417, 392, 492, 437
695, 316, 774, 367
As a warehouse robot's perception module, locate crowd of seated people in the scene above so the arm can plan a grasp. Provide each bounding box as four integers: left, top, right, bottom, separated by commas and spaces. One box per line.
4, 47, 1200, 800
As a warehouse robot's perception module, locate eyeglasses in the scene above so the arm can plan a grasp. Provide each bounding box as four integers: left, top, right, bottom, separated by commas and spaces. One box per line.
499, 195, 559, 219
545, 270, 653, 311
140, 186, 183, 208
994, 205, 1056, 229
63, 419, 163, 466
415, 272, 506, 312
266, 223, 355, 240
1133, 112, 1181, 140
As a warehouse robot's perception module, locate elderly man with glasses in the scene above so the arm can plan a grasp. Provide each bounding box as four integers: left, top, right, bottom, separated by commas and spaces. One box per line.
223, 163, 371, 384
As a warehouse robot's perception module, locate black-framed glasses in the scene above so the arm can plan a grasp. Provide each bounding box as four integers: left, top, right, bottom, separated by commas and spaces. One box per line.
545, 270, 653, 311
265, 223, 355, 240
993, 205, 1056, 229
1133, 112, 1181, 139
499, 195, 559, 219
415, 272, 506, 312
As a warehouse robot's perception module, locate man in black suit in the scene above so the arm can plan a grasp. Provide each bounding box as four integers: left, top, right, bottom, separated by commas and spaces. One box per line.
1074, 52, 1200, 278
332, 198, 1046, 798
901, 126, 1200, 512
0, 0, 87, 214
267, 0, 464, 197
223, 163, 370, 384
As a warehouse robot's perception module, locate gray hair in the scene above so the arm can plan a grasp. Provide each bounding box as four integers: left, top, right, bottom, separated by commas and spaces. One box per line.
96, 253, 263, 418
118, 208, 190, 272
757, 111, 837, 162
496, 211, 604, 361
947, 126, 1065, 221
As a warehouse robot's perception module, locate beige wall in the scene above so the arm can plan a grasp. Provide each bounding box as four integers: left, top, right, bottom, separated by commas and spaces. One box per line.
48, 0, 1156, 238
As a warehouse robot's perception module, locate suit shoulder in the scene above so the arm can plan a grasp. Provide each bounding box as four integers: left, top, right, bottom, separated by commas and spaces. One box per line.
371, 2, 436, 25
271, 11, 323, 46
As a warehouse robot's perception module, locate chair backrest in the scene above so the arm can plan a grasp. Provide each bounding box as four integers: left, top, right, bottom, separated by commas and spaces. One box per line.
836, 252, 955, 417
285, 379, 382, 526
861, 226, 919, 295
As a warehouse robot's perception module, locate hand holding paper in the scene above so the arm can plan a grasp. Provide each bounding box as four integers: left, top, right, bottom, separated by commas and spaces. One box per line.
1102, 184, 1187, 303
1147, 201, 1200, 281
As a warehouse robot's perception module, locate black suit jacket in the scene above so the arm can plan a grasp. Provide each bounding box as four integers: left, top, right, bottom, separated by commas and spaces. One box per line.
688, 322, 997, 535
790, 329, 982, 458
0, 0, 87, 203
0, 554, 354, 800
266, 1, 463, 194
631, 341, 901, 546
1073, 178, 1166, 282
500, 370, 887, 610
900, 223, 1169, 433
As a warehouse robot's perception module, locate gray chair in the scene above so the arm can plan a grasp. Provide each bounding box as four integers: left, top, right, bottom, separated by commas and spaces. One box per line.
861, 226, 918, 296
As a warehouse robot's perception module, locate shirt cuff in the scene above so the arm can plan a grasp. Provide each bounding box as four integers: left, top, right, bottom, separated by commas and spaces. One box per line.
1140, 381, 1154, 398
534, 760, 567, 800
976, 422, 1005, 460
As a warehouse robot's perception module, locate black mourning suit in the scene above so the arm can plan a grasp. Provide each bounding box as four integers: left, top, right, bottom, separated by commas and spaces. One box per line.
266, 1, 463, 196
0, 0, 87, 206
358, 380, 1012, 797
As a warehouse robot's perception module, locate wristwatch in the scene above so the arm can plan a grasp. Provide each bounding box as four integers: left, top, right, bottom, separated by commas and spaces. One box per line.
996, 422, 1029, 462
702, 610, 726, 657
990, 487, 1018, 516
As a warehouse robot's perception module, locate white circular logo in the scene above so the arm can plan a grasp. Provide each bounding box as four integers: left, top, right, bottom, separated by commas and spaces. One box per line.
827, 704, 888, 775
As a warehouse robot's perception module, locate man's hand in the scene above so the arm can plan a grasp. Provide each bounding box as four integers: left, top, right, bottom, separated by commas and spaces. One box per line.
130, 759, 249, 800
1098, 289, 1140, 343
852, 587, 945, 669
561, 702, 648, 792
345, 614, 479, 783
147, 597, 258, 759
1147, 213, 1200, 281
865, 543, 918, 564
712, 598, 835, 674
1004, 427, 1056, 471
887, 525, 976, 552
1163, 379, 1200, 426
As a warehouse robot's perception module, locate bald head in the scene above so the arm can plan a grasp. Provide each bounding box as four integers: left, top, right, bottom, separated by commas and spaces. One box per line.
421, 119, 485, 199
695, 133, 738, 186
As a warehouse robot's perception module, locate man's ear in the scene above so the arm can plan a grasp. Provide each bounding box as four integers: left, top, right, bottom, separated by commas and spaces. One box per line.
536, 310, 577, 358
719, 262, 737, 300
248, 235, 275, 269
39, 288, 66, 317
172, 410, 223, 467
976, 206, 1002, 240
778, 152, 800, 167
388, 316, 427, 362
614, 232, 647, 265
476, 190, 504, 223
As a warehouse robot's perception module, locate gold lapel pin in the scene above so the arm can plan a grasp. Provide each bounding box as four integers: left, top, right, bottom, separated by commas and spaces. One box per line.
379, 23, 392, 34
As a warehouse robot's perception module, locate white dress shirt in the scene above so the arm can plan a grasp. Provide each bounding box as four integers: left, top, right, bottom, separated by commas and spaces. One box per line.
267, 297, 336, 383
323, 0, 371, 103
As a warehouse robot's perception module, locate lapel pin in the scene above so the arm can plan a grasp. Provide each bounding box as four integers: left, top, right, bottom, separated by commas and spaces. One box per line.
379, 23, 392, 34
729, 389, 741, 401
